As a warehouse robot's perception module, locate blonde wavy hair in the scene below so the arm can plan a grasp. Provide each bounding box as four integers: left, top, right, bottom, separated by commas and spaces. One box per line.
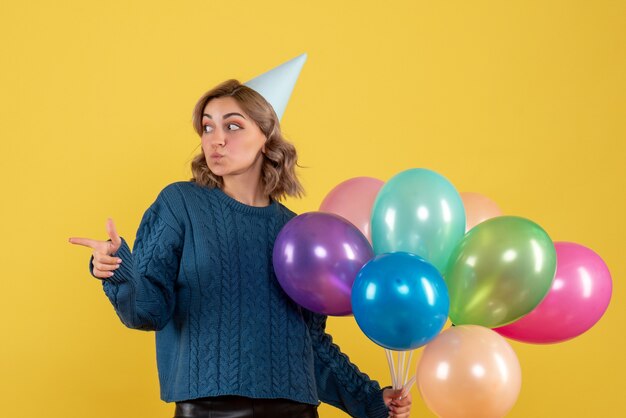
190, 79, 305, 202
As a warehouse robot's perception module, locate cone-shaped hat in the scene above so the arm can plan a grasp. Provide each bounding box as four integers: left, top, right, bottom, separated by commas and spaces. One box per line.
244, 53, 307, 121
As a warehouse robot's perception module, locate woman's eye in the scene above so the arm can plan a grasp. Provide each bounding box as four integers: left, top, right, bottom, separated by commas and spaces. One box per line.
202, 123, 240, 133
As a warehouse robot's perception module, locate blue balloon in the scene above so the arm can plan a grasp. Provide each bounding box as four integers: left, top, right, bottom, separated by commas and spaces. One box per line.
351, 252, 450, 350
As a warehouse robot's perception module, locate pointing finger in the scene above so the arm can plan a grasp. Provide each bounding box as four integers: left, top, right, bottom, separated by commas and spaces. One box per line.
69, 237, 99, 249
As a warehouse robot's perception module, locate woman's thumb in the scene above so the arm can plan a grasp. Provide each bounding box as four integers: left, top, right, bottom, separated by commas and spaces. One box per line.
106, 218, 122, 254
391, 388, 404, 399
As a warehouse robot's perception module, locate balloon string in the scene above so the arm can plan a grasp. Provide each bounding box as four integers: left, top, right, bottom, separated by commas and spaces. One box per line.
402, 375, 416, 399
385, 349, 397, 388
397, 351, 405, 390
403, 350, 414, 386
390, 349, 398, 389
384, 349, 391, 387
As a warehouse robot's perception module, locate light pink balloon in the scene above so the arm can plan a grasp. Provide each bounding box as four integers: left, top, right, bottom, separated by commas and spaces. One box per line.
495, 242, 612, 344
460, 192, 502, 232
417, 325, 522, 418
319, 177, 384, 242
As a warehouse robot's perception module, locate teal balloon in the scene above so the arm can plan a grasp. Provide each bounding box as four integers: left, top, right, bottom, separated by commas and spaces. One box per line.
371, 168, 465, 273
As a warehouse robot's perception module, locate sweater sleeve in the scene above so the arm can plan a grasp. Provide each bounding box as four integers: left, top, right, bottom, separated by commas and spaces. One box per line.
89, 188, 183, 331
302, 309, 390, 418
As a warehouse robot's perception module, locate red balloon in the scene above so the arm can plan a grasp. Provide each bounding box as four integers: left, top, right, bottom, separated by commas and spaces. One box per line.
495, 242, 612, 344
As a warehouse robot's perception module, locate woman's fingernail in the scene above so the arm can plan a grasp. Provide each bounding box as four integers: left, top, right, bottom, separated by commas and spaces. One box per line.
117, 258, 122, 263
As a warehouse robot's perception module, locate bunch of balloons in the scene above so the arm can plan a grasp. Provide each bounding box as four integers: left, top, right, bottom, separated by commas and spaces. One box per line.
272, 168, 612, 418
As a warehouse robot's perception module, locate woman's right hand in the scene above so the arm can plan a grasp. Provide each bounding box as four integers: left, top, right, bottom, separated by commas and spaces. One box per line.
69, 218, 123, 279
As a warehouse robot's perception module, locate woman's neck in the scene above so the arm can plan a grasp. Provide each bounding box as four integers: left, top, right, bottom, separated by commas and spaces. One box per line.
221, 175, 270, 207
219, 151, 270, 207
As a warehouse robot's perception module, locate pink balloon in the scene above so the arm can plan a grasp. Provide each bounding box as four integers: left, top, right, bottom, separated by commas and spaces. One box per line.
417, 325, 522, 418
460, 192, 502, 232
319, 177, 384, 242
495, 242, 612, 344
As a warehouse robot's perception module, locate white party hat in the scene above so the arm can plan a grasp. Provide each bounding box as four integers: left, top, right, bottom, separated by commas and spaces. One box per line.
244, 53, 307, 121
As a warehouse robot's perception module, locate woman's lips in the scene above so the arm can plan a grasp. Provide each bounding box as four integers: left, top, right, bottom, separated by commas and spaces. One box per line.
210, 153, 225, 159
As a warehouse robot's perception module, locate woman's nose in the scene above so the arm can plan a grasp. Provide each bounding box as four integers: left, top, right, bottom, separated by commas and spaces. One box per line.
210, 128, 226, 148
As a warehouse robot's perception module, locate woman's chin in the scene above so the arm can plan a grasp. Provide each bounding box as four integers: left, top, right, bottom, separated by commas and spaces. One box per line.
207, 164, 228, 177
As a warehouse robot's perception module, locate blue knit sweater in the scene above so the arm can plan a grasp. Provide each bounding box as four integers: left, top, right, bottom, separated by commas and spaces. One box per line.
89, 181, 389, 418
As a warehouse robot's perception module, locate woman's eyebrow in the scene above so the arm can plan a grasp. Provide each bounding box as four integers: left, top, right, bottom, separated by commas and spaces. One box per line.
202, 112, 247, 120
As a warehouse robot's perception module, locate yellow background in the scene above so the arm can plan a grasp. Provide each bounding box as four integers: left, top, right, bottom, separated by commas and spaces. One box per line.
1, 1, 624, 417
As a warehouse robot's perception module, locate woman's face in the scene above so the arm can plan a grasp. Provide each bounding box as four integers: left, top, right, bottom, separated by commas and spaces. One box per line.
201, 96, 267, 179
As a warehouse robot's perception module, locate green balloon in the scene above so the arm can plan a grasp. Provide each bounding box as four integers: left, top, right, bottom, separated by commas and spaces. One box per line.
371, 168, 466, 273
444, 216, 557, 328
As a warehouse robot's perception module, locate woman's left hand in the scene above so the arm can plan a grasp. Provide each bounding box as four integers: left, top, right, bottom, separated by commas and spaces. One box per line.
382, 387, 412, 418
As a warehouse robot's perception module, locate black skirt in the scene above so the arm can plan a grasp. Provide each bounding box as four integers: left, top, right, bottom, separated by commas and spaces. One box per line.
174, 395, 319, 418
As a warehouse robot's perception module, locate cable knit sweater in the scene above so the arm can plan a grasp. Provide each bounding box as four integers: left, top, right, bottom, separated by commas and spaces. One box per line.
89, 181, 389, 418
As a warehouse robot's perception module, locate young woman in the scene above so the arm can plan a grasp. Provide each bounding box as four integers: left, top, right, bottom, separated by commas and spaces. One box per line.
69, 78, 413, 418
